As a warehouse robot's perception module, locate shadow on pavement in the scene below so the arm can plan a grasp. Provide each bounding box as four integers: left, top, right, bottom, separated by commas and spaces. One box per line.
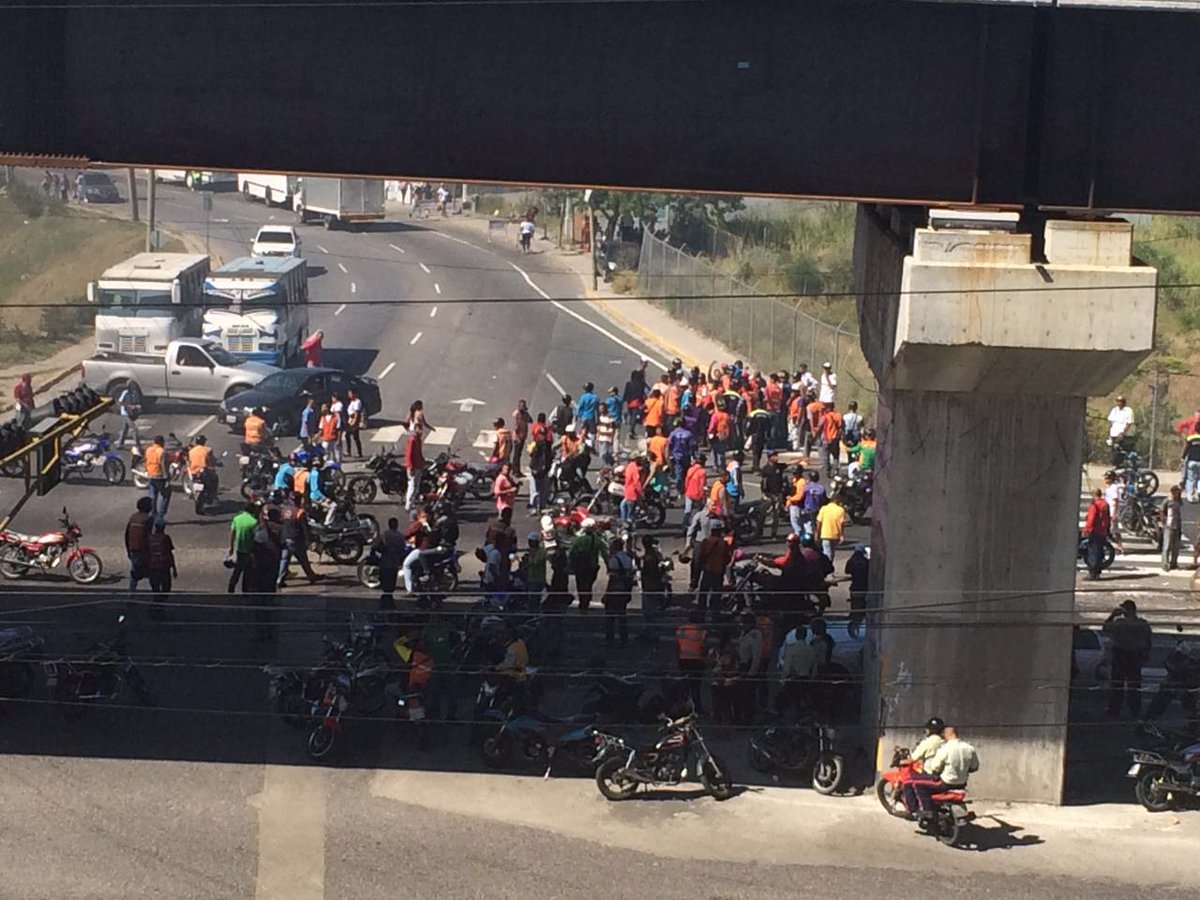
954, 816, 1045, 852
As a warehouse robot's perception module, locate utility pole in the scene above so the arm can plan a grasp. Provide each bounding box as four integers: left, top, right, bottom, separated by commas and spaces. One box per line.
588, 192, 598, 292
1148, 368, 1160, 469
146, 169, 157, 252
127, 167, 139, 223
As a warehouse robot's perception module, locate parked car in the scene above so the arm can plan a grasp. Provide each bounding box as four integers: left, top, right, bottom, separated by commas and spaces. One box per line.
251, 225, 303, 259
219, 366, 381, 433
78, 171, 121, 203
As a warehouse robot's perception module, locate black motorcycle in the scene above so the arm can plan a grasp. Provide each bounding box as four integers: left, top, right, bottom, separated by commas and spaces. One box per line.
357, 545, 462, 607
1118, 491, 1163, 548
1128, 726, 1200, 812
307, 492, 380, 564
1113, 448, 1160, 499
0, 625, 44, 698
832, 473, 872, 525
43, 615, 152, 718
580, 672, 668, 724
747, 720, 846, 794
346, 449, 408, 505
729, 499, 767, 543
595, 713, 734, 801
240, 446, 282, 499
1077, 531, 1116, 571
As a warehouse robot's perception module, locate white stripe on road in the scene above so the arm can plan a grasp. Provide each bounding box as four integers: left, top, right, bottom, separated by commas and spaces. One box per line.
334, 303, 347, 316
186, 415, 216, 438
430, 306, 438, 318
545, 372, 566, 395
337, 262, 348, 274
434, 283, 441, 295
410, 332, 423, 346
253, 765, 327, 900
419, 263, 431, 275
350, 282, 357, 294
317, 245, 329, 254
389, 243, 405, 254
508, 262, 666, 370
378, 361, 396, 379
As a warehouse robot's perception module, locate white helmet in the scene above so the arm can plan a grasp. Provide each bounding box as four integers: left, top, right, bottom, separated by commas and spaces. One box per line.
581, 517, 597, 530
565, 423, 577, 434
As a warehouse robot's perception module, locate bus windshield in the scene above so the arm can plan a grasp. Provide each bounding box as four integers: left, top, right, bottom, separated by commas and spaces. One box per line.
204, 287, 285, 310
96, 288, 173, 318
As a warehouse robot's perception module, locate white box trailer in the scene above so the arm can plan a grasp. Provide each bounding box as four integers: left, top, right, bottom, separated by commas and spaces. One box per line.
293, 177, 386, 230
238, 173, 298, 207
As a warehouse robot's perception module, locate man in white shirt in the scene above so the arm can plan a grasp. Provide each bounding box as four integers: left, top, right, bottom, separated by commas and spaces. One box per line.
906, 726, 980, 817
1103, 470, 1125, 553
344, 390, 365, 458
818, 362, 837, 405
1107, 395, 1134, 465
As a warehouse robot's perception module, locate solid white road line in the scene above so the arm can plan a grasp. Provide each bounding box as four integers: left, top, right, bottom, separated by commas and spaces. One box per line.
378, 361, 396, 379
434, 283, 441, 295
350, 282, 357, 294
545, 372, 566, 395
430, 306, 438, 318
334, 303, 347, 316
389, 243, 405, 254
337, 262, 348, 274
410, 332, 423, 346
508, 261, 667, 370
253, 766, 327, 900
186, 414, 216, 438
317, 245, 328, 254
419, 263, 431, 274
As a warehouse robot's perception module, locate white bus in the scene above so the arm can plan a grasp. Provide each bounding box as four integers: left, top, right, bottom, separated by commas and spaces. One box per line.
88, 253, 210, 356
202, 256, 309, 366
238, 173, 298, 207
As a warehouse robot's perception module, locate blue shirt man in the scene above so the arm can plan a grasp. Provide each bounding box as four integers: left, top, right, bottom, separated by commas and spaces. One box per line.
802, 476, 827, 513
299, 401, 317, 441
604, 391, 623, 422
668, 424, 695, 461
307, 467, 327, 503
577, 384, 599, 429
274, 460, 296, 492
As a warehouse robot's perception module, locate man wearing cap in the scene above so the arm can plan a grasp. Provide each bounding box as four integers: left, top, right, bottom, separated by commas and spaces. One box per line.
818, 362, 837, 405
1103, 599, 1153, 718
1107, 395, 1134, 466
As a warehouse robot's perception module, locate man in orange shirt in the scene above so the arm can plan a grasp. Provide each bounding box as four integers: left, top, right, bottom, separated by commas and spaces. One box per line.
708, 406, 732, 471
664, 379, 682, 431
820, 402, 844, 478
643, 388, 665, 433
144, 434, 171, 522
805, 395, 824, 457
491, 417, 513, 465
646, 426, 669, 469
682, 452, 708, 535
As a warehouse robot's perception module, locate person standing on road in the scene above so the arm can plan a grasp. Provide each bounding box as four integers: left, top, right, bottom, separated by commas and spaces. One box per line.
1103, 599, 1153, 719
493, 461, 518, 514
344, 390, 365, 458
1083, 488, 1112, 581
124, 497, 153, 596
603, 536, 635, 648
12, 374, 34, 429
596, 409, 617, 467
116, 385, 143, 452
145, 521, 177, 619
577, 382, 599, 445
844, 544, 870, 638
144, 435, 171, 522
1183, 424, 1200, 503
490, 418, 513, 468
277, 492, 321, 588
760, 449, 786, 539
227, 501, 260, 594
511, 399, 532, 476
317, 403, 339, 465
696, 520, 732, 615
549, 393, 574, 437
675, 608, 709, 715
619, 455, 644, 526
668, 419, 695, 492
568, 519, 608, 612
527, 414, 552, 513
1102, 470, 1126, 555
375, 516, 407, 610
328, 394, 345, 463
801, 470, 827, 541
819, 402, 843, 479
605, 386, 624, 453
623, 365, 648, 439
298, 397, 317, 444
682, 453, 708, 536
1107, 394, 1134, 466
815, 491, 847, 564
1161, 485, 1184, 571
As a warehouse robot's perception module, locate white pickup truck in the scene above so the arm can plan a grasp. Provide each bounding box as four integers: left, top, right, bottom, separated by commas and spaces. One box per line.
81, 338, 279, 407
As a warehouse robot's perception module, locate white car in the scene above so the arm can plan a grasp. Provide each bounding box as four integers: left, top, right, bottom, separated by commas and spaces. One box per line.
251, 225, 303, 258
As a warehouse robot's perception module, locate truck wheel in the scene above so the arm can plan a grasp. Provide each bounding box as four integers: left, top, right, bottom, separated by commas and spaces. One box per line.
323, 216, 335, 231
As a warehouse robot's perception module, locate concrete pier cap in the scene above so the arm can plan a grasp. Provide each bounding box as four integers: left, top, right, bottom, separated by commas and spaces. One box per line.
854, 206, 1156, 804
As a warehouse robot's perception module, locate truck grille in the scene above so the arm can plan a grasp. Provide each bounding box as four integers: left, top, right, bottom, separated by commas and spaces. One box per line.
226, 335, 255, 354
118, 335, 148, 354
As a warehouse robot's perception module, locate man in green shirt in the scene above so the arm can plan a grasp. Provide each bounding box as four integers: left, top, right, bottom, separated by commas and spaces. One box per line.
522, 532, 548, 608
568, 520, 609, 611
228, 502, 260, 594
858, 427, 877, 473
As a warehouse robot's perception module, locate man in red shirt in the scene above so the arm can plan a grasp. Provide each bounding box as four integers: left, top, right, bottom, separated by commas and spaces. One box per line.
404, 430, 425, 514
683, 452, 708, 535
708, 407, 732, 471
12, 373, 34, 427
819, 403, 844, 478
1083, 488, 1112, 581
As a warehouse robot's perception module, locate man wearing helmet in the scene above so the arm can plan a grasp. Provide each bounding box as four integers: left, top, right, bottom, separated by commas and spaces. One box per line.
187, 435, 217, 513
901, 717, 947, 815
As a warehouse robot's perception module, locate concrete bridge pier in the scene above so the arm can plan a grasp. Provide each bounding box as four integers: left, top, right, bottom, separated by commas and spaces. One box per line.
853, 205, 1157, 803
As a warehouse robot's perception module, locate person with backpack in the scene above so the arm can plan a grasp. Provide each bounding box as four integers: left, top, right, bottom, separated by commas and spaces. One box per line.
568, 519, 608, 611
603, 536, 636, 647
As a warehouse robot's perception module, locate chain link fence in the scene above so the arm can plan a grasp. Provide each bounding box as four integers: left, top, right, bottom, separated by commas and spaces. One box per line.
637, 230, 876, 405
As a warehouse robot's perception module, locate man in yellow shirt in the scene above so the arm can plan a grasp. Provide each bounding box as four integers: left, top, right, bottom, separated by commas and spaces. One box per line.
815, 492, 847, 563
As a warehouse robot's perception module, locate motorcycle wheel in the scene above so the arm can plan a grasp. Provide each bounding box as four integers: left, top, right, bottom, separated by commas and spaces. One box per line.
273, 686, 310, 729
357, 561, 381, 589
747, 736, 774, 774
306, 724, 336, 760
1134, 768, 1173, 812
240, 477, 268, 500
1136, 471, 1160, 497
103, 457, 126, 485
595, 757, 638, 801
329, 541, 363, 565
480, 730, 513, 768
132, 465, 149, 489
734, 515, 763, 544
876, 778, 908, 817
68, 551, 103, 585
0, 661, 35, 698
0, 545, 29, 580
1102, 540, 1116, 570
811, 753, 846, 795
435, 568, 460, 595
347, 476, 377, 505
642, 501, 667, 529
932, 808, 961, 847
700, 753, 735, 801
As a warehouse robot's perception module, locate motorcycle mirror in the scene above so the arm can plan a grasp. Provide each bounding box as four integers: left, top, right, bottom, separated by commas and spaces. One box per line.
117, 614, 126, 625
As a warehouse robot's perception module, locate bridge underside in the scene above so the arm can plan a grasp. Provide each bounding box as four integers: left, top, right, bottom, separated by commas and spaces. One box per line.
2, 0, 1200, 212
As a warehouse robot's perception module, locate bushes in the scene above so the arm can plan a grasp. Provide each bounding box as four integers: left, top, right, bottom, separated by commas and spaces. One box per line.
5, 179, 66, 219
40, 296, 93, 342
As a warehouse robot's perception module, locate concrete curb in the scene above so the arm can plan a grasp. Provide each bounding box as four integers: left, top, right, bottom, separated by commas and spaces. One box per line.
584, 290, 712, 371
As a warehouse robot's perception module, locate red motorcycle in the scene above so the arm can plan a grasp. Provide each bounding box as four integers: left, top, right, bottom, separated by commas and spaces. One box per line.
0, 508, 103, 584
876, 746, 921, 817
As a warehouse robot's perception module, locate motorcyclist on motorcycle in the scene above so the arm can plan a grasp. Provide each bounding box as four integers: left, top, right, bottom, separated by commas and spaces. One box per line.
912, 716, 946, 764
274, 453, 298, 493
187, 434, 217, 510
904, 725, 979, 820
